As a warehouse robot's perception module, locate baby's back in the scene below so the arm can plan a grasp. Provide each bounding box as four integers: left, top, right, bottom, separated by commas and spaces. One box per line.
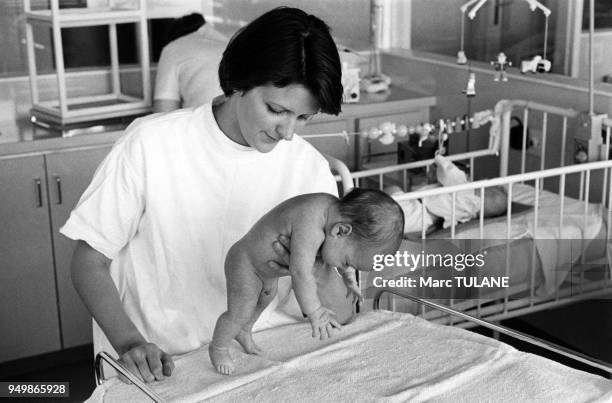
232, 193, 336, 277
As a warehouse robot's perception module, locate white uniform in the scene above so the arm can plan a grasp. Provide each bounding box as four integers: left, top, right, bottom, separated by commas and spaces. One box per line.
154, 24, 228, 108
395, 159, 480, 233
60, 104, 337, 358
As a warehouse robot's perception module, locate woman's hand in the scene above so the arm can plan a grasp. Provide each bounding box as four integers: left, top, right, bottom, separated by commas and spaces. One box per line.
117, 341, 174, 384
268, 235, 292, 276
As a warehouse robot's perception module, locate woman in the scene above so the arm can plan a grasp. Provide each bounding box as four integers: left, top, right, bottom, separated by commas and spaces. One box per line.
62, 7, 351, 383
153, 13, 228, 112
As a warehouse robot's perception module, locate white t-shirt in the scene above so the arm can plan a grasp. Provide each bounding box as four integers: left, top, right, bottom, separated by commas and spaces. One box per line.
154, 25, 228, 108
60, 104, 338, 357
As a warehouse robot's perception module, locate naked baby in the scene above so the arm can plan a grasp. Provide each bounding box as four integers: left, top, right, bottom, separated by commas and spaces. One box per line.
209, 188, 404, 375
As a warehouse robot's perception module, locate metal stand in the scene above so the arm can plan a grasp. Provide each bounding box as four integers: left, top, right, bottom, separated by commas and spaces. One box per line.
95, 352, 165, 402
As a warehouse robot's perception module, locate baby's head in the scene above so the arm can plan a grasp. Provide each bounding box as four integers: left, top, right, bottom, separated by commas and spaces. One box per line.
482, 186, 508, 217
321, 188, 405, 272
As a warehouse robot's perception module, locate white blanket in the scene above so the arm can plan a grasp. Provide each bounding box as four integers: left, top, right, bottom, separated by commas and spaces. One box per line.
428, 183, 606, 295
88, 311, 612, 402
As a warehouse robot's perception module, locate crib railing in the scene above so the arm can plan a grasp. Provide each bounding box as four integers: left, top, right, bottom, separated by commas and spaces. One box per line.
497, 100, 579, 176
334, 100, 612, 325
381, 159, 612, 322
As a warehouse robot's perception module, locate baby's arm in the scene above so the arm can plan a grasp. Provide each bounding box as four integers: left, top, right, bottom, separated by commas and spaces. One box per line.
338, 266, 363, 304
289, 225, 341, 339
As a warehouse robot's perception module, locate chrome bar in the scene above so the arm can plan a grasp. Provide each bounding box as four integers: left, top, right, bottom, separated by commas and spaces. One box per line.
94, 352, 164, 402
451, 192, 456, 239
603, 127, 611, 206
421, 199, 427, 240
560, 117, 567, 167
556, 173, 566, 302
530, 178, 540, 306
391, 160, 612, 203
470, 157, 475, 182
503, 100, 579, 118
579, 171, 585, 202
521, 108, 529, 175
540, 112, 547, 176
479, 187, 485, 239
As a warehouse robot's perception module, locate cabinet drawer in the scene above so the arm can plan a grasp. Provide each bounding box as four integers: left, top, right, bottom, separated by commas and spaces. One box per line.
46, 146, 112, 349
0, 155, 61, 362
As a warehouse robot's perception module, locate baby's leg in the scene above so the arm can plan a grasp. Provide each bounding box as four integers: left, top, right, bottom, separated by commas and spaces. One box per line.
383, 185, 404, 196
210, 251, 262, 375
434, 154, 468, 186
236, 278, 278, 355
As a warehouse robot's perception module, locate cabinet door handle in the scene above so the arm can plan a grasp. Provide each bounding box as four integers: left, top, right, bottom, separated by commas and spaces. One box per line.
54, 176, 63, 205
35, 178, 43, 207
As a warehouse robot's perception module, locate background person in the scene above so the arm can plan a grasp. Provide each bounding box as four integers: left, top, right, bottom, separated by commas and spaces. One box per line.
153, 13, 228, 113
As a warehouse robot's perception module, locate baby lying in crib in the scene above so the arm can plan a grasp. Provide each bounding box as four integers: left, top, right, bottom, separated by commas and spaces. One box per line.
385, 154, 507, 234
210, 188, 404, 375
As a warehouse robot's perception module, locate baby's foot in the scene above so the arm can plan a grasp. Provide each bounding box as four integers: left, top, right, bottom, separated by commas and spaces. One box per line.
236, 329, 263, 355
209, 345, 235, 375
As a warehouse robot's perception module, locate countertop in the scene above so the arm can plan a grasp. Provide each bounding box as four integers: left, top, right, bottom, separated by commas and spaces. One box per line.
0, 85, 435, 158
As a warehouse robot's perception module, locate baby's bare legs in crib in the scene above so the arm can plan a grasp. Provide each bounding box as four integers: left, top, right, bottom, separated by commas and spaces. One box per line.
209, 248, 277, 375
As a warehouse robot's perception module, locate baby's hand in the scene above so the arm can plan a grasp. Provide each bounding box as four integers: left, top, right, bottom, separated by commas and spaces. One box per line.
307, 306, 341, 340
344, 280, 364, 305
340, 266, 363, 305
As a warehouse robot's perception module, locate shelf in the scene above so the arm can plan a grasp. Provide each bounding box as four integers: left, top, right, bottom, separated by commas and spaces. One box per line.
26, 7, 143, 27
24, 0, 151, 125
32, 94, 150, 125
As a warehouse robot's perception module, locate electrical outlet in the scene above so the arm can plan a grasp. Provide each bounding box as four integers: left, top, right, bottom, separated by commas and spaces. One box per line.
527, 129, 543, 157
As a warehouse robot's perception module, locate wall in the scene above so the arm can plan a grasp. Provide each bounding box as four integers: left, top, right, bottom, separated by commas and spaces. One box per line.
577, 30, 612, 82
0, 0, 370, 142
411, 0, 464, 57
211, 0, 371, 50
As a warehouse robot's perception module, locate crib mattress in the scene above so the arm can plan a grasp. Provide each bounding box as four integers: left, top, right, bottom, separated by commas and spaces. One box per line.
88, 311, 612, 402
393, 183, 610, 298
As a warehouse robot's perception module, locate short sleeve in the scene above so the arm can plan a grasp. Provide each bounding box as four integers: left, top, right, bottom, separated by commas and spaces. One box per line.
60, 130, 146, 260
154, 46, 180, 101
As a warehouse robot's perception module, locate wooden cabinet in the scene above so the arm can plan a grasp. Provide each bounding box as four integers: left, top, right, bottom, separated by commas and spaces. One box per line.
0, 155, 60, 362
0, 146, 111, 362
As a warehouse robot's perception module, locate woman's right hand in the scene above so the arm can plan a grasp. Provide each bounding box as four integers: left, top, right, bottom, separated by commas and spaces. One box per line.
117, 342, 174, 384
268, 235, 292, 276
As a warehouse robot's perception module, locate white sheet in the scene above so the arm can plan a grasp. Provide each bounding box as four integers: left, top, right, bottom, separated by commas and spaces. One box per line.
424, 183, 606, 295
88, 311, 612, 402
512, 184, 606, 295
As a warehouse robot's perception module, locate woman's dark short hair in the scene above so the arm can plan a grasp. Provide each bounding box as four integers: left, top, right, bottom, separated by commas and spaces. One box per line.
166, 13, 205, 45
338, 188, 405, 253
219, 7, 342, 115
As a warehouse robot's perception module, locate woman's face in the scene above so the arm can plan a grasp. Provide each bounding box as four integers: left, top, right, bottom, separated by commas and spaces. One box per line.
234, 84, 319, 153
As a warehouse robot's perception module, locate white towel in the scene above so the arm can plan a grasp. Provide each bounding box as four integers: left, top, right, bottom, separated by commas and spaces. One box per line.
88, 311, 612, 402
